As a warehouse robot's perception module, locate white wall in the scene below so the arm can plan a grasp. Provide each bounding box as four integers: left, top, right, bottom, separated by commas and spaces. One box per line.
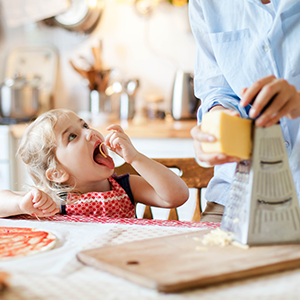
0, 1, 196, 113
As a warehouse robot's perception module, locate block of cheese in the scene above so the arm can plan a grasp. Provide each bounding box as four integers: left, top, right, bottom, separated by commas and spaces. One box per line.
201, 110, 253, 159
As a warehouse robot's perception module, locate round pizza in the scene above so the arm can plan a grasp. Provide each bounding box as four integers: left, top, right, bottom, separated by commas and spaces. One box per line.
0, 227, 56, 261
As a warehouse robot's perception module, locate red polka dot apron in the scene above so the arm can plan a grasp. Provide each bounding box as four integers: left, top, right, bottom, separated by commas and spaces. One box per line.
65, 177, 136, 218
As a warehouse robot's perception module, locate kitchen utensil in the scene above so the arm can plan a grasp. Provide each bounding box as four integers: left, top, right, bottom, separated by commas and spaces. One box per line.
120, 79, 139, 120
92, 41, 103, 71
5, 46, 57, 117
126, 79, 139, 96
145, 94, 164, 120
171, 69, 200, 120
94, 69, 111, 93
0, 75, 40, 122
90, 90, 111, 114
77, 228, 300, 292
221, 123, 300, 245
70, 60, 89, 80
70, 41, 110, 92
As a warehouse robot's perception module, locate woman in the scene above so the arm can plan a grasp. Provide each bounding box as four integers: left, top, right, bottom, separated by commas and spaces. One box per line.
189, 0, 300, 221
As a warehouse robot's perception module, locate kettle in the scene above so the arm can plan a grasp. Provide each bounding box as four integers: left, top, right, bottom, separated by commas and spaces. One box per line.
171, 70, 200, 120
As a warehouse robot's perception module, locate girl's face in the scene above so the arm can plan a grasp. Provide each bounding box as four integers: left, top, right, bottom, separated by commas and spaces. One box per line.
53, 111, 115, 192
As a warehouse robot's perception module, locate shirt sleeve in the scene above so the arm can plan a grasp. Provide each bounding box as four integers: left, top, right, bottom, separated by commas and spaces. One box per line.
189, 0, 249, 122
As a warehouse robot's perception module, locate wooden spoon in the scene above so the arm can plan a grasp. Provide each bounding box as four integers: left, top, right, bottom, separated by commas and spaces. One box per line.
69, 60, 89, 79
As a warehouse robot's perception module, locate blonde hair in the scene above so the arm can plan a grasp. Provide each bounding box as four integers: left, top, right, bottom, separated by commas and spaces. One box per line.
17, 109, 73, 201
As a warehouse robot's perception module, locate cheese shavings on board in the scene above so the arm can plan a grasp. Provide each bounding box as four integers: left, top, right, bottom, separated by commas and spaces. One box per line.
202, 228, 235, 247
200, 228, 250, 249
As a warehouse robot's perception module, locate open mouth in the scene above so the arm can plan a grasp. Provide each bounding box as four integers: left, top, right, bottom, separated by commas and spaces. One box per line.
93, 141, 115, 169
93, 144, 100, 163
93, 141, 106, 162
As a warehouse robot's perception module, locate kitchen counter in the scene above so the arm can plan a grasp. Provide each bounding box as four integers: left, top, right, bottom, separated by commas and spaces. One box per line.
9, 119, 197, 139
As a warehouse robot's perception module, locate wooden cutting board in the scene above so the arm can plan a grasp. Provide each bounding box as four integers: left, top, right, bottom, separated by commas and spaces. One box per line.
77, 229, 300, 292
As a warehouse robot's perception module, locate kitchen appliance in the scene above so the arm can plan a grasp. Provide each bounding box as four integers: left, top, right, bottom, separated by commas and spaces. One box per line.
221, 123, 300, 245
0, 75, 40, 123
171, 69, 200, 120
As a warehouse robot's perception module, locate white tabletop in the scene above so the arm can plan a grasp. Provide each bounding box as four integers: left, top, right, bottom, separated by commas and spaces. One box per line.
1, 217, 300, 300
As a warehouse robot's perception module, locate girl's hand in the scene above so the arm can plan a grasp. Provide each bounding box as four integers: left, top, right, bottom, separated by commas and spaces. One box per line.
190, 107, 240, 167
105, 125, 138, 164
19, 188, 59, 217
240, 75, 300, 127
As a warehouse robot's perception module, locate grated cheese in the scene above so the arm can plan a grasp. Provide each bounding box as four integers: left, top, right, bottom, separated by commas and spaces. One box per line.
231, 241, 250, 250
202, 228, 235, 247
193, 228, 250, 250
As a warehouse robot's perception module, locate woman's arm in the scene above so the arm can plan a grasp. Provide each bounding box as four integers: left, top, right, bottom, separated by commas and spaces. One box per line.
189, 0, 248, 121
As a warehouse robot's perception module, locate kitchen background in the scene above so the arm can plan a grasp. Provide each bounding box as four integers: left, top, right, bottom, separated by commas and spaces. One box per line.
0, 0, 196, 117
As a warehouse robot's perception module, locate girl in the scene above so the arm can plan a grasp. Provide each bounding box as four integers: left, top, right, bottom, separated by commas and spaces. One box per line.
0, 109, 189, 218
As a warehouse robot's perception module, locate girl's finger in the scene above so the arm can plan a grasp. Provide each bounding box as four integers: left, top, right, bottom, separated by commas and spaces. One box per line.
33, 196, 49, 208
106, 124, 124, 133
111, 137, 123, 150
42, 202, 58, 213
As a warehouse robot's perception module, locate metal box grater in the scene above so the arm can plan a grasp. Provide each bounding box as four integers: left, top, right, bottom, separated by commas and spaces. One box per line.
221, 123, 300, 245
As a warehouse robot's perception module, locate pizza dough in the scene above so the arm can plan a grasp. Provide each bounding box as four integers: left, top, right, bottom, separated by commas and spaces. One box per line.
0, 227, 56, 261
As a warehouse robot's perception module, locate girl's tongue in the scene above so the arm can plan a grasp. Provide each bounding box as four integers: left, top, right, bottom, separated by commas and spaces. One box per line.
94, 143, 115, 169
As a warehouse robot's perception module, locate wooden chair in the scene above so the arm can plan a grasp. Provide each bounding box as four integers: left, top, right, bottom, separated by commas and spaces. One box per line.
114, 158, 214, 222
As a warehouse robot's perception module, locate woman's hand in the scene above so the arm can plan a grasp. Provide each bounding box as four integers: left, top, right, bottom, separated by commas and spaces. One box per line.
19, 188, 59, 217
240, 75, 300, 127
105, 125, 139, 164
190, 106, 240, 167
